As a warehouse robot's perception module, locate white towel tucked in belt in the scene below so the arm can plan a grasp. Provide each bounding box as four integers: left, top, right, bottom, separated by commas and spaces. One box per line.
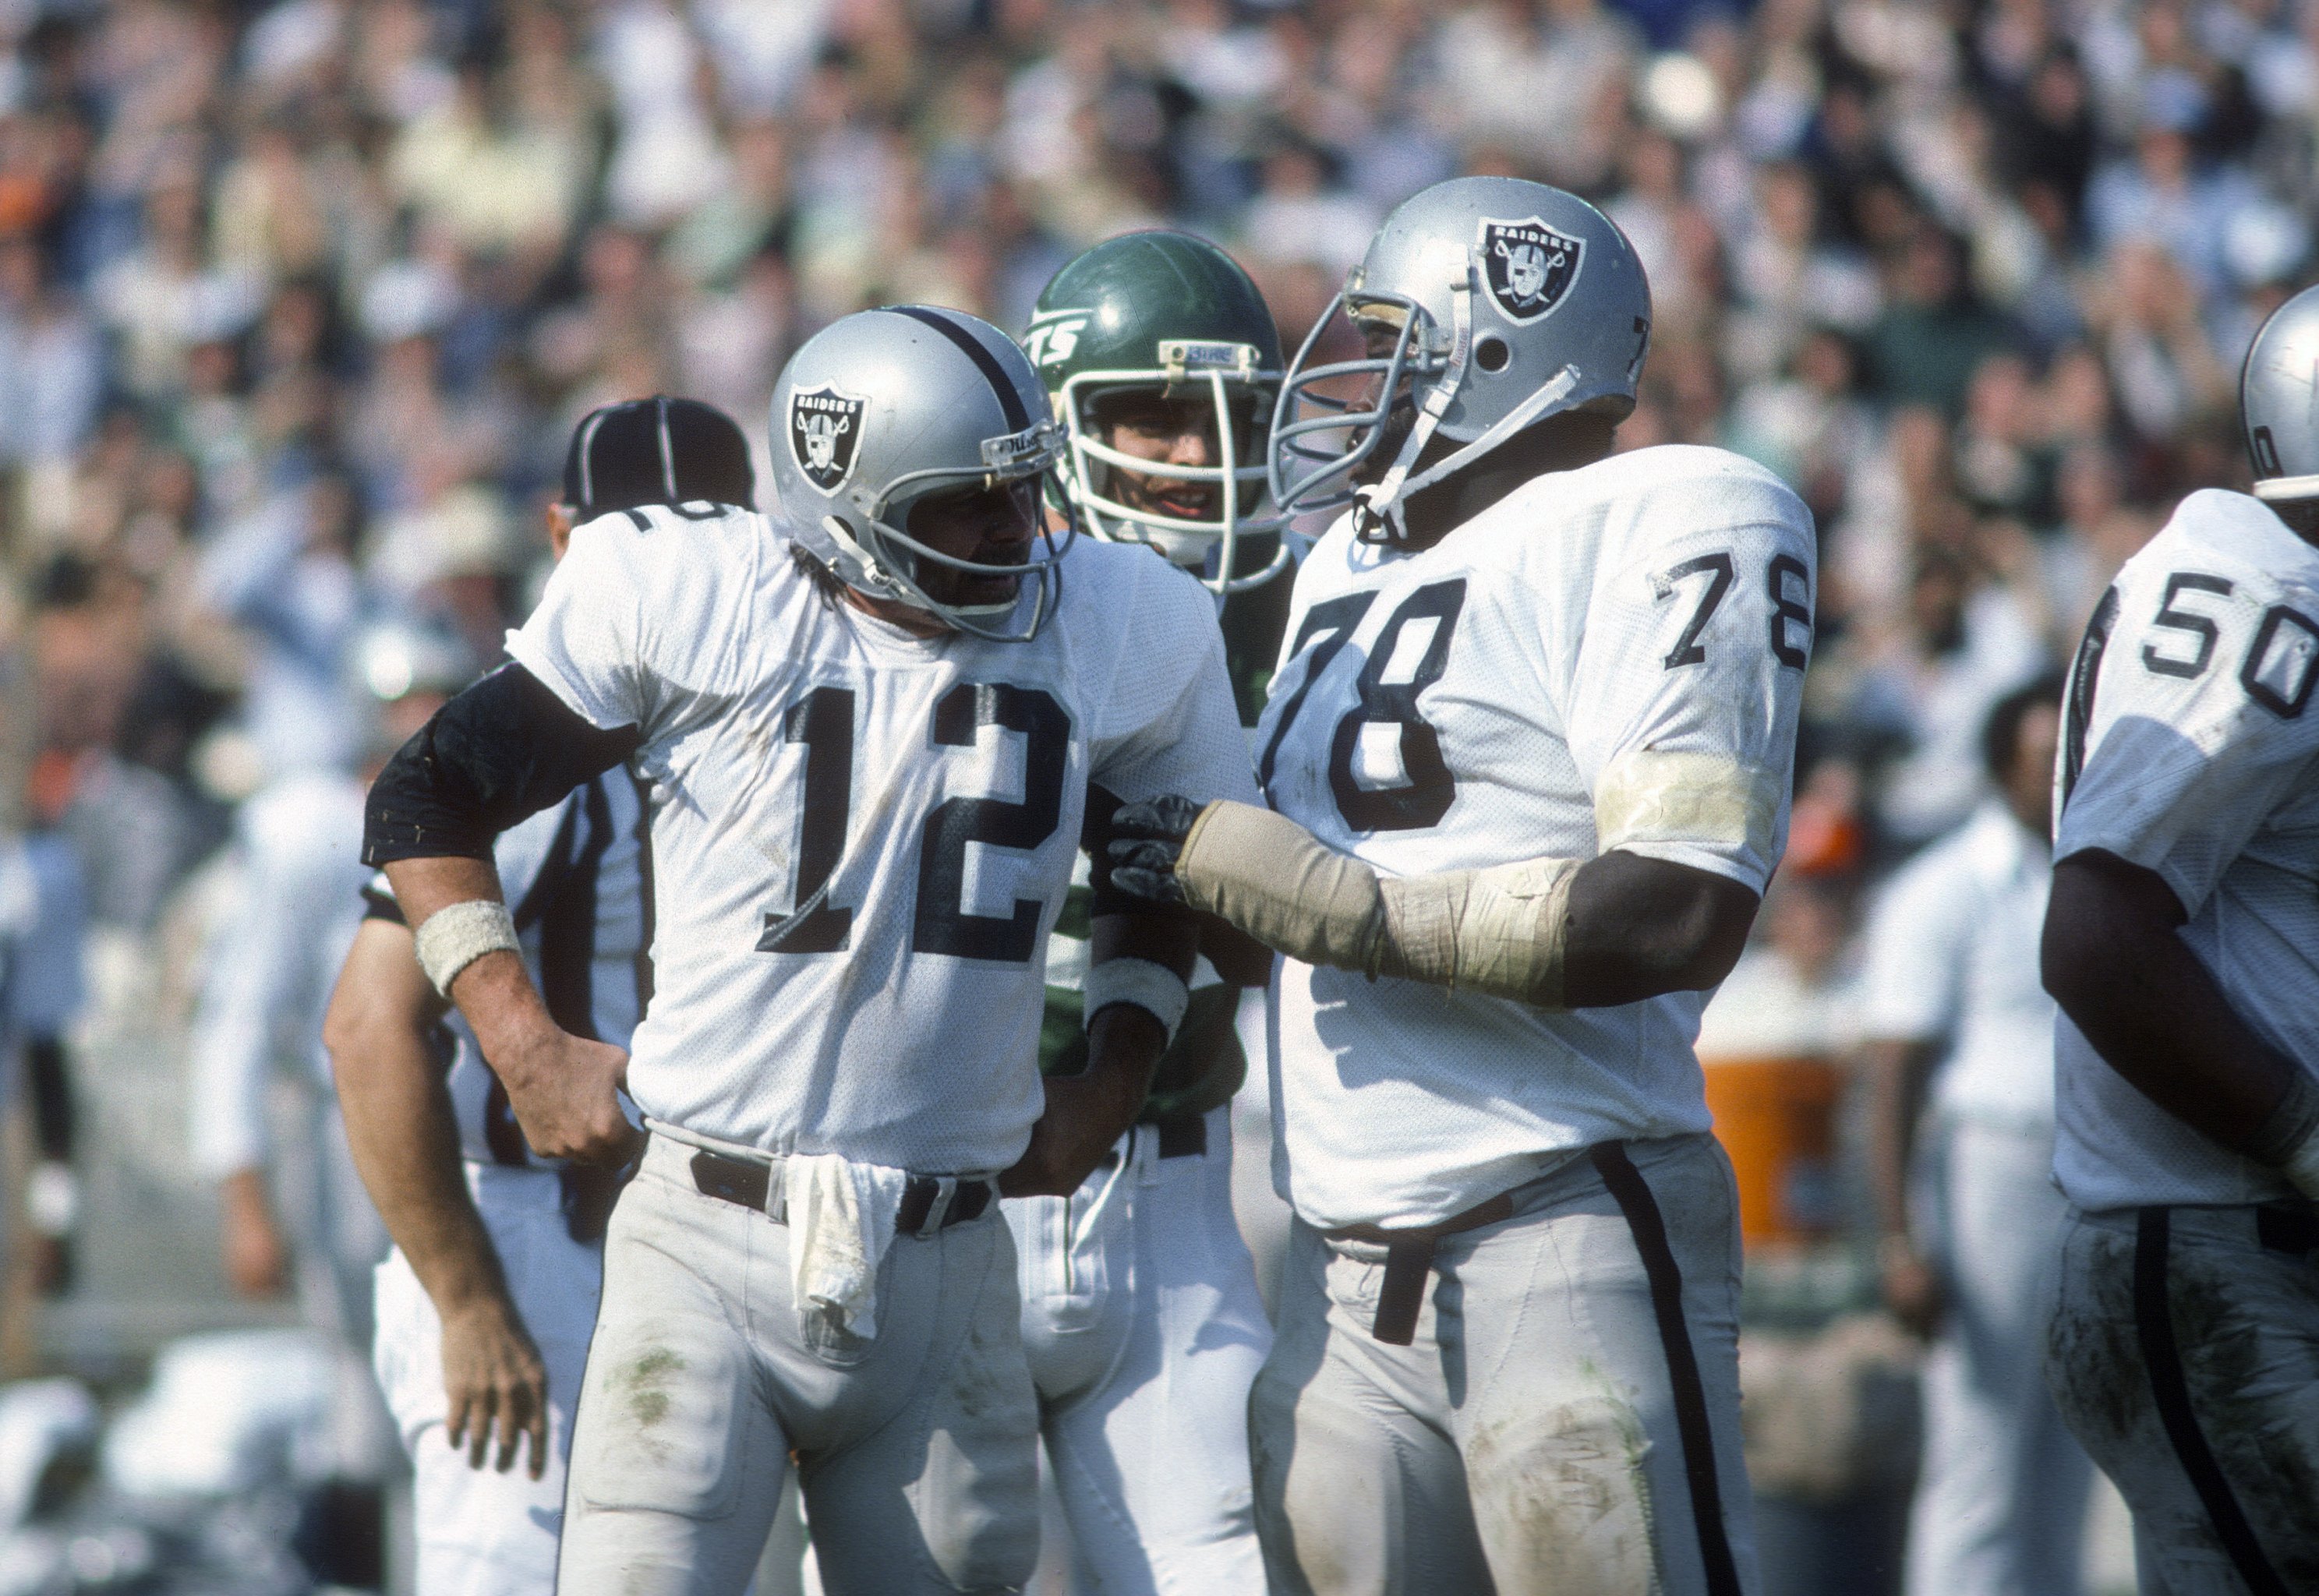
786, 1154, 907, 1340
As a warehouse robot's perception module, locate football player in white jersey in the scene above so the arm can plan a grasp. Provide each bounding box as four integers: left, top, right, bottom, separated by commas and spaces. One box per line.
327, 398, 751, 1594
1010, 230, 1284, 1591
1109, 177, 1814, 1594
2041, 284, 2319, 1594
362, 305, 1259, 1594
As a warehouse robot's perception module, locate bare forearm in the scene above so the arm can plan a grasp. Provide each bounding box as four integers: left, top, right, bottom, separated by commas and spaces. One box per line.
1564, 851, 1759, 1008
380, 857, 558, 1074
341, 1039, 510, 1314
327, 923, 514, 1315
1864, 1038, 1937, 1239
2044, 852, 2300, 1154
1076, 916, 1182, 1141
382, 855, 504, 932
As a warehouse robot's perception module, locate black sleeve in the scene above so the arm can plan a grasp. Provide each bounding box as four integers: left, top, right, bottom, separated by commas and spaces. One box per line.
362, 663, 642, 866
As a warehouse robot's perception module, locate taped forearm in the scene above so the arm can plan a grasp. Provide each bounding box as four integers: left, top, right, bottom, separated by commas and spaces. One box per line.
363, 664, 641, 866
1173, 801, 1575, 1006
1377, 856, 1577, 1008
1175, 803, 1388, 970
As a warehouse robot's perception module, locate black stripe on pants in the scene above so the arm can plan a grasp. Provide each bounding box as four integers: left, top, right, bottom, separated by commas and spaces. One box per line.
1589, 1140, 1744, 1596
2133, 1206, 2290, 1596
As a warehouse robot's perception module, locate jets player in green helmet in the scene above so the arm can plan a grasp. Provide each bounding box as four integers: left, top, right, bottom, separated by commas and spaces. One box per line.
1006, 230, 1281, 1593
1029, 227, 1292, 597
1029, 230, 1299, 726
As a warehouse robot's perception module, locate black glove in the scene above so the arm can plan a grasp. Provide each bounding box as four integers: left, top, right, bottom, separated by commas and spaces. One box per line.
1105, 795, 1207, 905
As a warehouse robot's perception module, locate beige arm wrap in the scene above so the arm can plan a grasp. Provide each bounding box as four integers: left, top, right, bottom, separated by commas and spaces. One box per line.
1175, 801, 1388, 973
1173, 800, 1576, 1008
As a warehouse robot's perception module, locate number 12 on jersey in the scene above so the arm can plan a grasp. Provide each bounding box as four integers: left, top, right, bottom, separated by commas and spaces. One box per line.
757, 682, 1071, 963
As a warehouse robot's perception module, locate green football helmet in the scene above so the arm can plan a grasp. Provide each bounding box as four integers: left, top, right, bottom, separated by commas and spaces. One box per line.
1026, 230, 1292, 595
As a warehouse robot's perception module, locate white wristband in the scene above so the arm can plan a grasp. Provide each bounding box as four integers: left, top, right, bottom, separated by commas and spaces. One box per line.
1083, 957, 1190, 1047
415, 899, 520, 997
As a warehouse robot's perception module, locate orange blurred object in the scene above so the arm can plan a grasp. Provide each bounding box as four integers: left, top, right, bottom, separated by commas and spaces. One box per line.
1783, 795, 1865, 878
24, 748, 85, 828
1704, 1056, 1843, 1248
0, 176, 50, 235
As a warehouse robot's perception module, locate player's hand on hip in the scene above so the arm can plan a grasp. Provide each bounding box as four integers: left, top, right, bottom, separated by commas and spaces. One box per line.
497, 1028, 642, 1167
440, 1294, 551, 1478
1107, 794, 1211, 905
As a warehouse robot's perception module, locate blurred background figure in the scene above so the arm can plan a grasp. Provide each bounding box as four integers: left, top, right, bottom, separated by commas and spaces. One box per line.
185, 617, 471, 1590
1863, 676, 2094, 1596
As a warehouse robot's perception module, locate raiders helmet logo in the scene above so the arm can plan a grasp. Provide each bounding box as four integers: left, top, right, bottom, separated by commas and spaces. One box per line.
1477, 217, 1583, 324
788, 384, 866, 493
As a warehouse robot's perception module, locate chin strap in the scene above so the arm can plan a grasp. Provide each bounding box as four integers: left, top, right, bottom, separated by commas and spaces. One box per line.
821, 514, 898, 598
1354, 274, 1472, 541
2254, 473, 2319, 503
1352, 248, 1599, 542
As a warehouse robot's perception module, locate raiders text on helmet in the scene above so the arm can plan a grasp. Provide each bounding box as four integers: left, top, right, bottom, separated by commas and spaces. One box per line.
770, 305, 1073, 642
2242, 282, 2319, 505
1270, 176, 1653, 541
1030, 230, 1291, 595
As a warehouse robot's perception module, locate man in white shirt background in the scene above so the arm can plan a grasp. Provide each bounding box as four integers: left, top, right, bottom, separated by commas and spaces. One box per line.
1862, 672, 2091, 1596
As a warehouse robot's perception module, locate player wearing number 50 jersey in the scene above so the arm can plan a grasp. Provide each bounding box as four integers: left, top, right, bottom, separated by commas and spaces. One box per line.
1109, 178, 1813, 1595
2042, 284, 2319, 1596
364, 305, 1257, 1594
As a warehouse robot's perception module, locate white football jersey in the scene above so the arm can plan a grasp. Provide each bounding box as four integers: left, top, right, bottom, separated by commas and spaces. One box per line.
506, 507, 1256, 1173
2052, 489, 2319, 1211
1258, 444, 1815, 1229
365, 769, 649, 1169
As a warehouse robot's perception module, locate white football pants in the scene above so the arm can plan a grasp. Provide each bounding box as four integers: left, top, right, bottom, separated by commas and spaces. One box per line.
1006, 1103, 1271, 1593
2046, 1202, 2319, 1596
1905, 1118, 2091, 1596
373, 1164, 601, 1595
1251, 1132, 1759, 1596
557, 1134, 1039, 1595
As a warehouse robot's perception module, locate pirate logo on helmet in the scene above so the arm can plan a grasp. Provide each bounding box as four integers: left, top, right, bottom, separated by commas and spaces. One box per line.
788, 384, 866, 493
1477, 217, 1584, 325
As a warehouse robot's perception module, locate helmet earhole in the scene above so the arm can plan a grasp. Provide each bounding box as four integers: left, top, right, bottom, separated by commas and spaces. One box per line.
1475, 337, 1511, 374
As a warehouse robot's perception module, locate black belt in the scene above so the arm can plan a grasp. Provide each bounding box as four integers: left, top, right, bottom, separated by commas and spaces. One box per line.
1325, 1192, 1515, 1347
1151, 1112, 1207, 1160
689, 1149, 995, 1235
2255, 1202, 2319, 1255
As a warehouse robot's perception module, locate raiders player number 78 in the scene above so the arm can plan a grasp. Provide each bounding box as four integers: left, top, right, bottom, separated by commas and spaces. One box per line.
1112, 178, 1814, 1594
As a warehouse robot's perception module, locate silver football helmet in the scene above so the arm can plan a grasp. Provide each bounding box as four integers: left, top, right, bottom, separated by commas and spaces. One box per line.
1271, 176, 1652, 541
772, 305, 1074, 641
2243, 283, 2319, 505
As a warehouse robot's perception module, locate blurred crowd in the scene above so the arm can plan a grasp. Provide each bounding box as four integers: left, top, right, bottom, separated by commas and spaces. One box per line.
0, 0, 2309, 1587
4, 0, 2312, 933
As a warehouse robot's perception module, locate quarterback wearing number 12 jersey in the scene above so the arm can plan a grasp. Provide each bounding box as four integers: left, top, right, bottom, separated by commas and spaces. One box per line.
505, 507, 1257, 1174
1257, 443, 1815, 1231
